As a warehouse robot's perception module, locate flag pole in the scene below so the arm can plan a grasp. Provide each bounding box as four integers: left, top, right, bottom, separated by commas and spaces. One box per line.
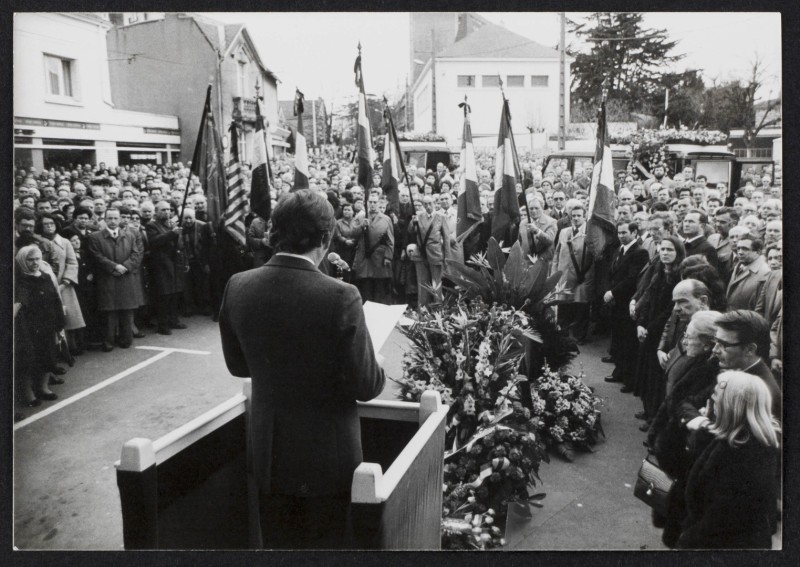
382, 96, 416, 213
499, 74, 530, 222
180, 83, 212, 228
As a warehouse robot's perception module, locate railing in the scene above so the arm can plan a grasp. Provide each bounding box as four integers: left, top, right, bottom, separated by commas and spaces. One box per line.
232, 96, 258, 122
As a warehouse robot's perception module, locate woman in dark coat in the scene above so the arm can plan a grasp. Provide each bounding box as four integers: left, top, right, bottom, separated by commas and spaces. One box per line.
677, 371, 780, 549
633, 235, 686, 426
14, 245, 65, 407
645, 310, 722, 547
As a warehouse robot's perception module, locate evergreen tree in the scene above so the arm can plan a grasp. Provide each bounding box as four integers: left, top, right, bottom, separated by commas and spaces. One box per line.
568, 13, 682, 113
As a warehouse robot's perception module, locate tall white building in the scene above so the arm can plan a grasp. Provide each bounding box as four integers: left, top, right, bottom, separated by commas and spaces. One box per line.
14, 12, 181, 170
410, 21, 571, 149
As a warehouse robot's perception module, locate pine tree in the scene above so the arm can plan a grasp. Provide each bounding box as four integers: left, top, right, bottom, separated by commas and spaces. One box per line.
568, 13, 682, 114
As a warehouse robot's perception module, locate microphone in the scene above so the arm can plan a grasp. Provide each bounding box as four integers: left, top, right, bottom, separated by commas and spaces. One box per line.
327, 252, 350, 271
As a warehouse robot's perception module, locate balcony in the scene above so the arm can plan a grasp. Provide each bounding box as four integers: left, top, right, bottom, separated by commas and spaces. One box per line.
231, 96, 258, 123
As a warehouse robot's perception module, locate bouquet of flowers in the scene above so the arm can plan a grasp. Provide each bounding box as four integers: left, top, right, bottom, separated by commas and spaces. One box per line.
530, 364, 604, 460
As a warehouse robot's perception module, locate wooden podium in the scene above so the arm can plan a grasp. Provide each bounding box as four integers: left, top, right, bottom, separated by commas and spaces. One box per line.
115, 382, 447, 550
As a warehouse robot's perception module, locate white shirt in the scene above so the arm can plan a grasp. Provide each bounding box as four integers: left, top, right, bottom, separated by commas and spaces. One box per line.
620, 240, 636, 255
108, 229, 119, 239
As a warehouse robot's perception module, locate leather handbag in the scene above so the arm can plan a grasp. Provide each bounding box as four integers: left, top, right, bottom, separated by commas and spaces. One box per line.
634, 454, 675, 516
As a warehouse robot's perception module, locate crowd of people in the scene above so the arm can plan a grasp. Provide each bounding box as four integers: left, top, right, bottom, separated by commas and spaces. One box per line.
13, 143, 782, 548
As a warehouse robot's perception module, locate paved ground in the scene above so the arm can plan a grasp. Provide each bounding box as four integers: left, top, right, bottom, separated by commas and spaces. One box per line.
12, 315, 780, 550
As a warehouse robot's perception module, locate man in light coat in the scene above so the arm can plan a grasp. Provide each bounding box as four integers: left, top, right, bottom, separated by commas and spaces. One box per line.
726, 234, 770, 311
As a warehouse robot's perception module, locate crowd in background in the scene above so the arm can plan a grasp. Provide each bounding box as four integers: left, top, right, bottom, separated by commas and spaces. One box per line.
13, 143, 782, 547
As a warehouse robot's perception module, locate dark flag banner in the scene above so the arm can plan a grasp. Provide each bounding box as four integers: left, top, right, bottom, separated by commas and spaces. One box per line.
224, 122, 247, 245
183, 85, 227, 228
293, 88, 310, 190
354, 45, 374, 190
457, 99, 481, 237
381, 107, 401, 215
490, 98, 521, 245
249, 98, 272, 220
586, 98, 616, 257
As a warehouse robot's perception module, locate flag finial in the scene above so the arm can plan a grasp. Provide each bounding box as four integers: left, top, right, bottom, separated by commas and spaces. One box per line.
357, 41, 362, 55
498, 73, 506, 100
255, 79, 261, 101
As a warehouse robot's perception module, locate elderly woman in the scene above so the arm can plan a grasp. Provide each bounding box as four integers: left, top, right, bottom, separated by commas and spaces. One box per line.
14, 245, 65, 407
646, 310, 722, 547
677, 371, 780, 549
36, 212, 85, 361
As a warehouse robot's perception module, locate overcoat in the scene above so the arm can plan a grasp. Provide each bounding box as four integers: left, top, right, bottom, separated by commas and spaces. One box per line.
87, 228, 142, 311
47, 233, 85, 330
550, 224, 594, 304
726, 255, 770, 311
145, 220, 186, 295
353, 213, 394, 279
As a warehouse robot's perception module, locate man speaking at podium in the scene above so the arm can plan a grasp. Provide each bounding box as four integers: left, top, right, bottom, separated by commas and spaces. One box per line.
219, 189, 386, 549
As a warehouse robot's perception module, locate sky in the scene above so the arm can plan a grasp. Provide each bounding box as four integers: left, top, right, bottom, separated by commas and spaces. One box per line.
207, 12, 782, 105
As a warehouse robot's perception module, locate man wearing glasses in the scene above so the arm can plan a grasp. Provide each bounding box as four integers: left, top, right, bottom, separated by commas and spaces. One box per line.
726, 233, 770, 311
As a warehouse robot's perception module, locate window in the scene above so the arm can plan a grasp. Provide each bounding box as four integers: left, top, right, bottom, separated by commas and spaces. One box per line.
507, 75, 524, 87
531, 75, 549, 87
482, 75, 501, 88
238, 61, 248, 97
44, 55, 74, 97
457, 75, 476, 87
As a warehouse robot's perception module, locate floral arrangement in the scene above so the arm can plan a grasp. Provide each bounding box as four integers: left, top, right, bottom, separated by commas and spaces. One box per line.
395, 239, 602, 549
530, 364, 604, 460
610, 127, 729, 174
397, 131, 447, 142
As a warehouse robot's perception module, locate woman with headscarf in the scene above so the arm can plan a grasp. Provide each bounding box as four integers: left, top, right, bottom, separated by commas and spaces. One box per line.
677, 371, 780, 549
633, 235, 686, 430
37, 212, 85, 360
14, 245, 65, 408
645, 310, 722, 547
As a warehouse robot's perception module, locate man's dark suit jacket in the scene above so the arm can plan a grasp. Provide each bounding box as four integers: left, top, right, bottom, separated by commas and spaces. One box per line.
609, 241, 650, 313
219, 254, 385, 497
684, 235, 719, 271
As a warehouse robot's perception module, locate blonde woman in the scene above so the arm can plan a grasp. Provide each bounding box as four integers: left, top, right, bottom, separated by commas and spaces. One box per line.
677, 371, 780, 549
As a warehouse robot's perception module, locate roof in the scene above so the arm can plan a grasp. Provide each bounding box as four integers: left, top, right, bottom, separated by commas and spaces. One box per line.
224, 24, 244, 51
437, 22, 560, 60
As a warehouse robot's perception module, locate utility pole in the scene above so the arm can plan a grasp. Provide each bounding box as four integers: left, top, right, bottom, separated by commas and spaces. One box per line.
558, 11, 566, 150
312, 98, 318, 146
431, 28, 437, 133
405, 75, 410, 131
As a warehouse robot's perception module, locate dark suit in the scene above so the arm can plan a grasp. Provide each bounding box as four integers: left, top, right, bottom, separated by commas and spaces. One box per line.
608, 241, 649, 388
145, 219, 186, 331
683, 235, 719, 271
219, 254, 385, 548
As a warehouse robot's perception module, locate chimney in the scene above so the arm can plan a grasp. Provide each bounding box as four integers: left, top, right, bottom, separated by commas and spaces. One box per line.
455, 13, 469, 42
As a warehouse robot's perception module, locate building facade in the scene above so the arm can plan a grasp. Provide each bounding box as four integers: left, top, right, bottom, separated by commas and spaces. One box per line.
13, 12, 181, 170
106, 12, 286, 163
410, 21, 571, 150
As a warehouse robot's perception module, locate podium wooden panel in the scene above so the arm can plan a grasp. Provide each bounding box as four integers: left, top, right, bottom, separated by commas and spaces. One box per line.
116, 382, 447, 550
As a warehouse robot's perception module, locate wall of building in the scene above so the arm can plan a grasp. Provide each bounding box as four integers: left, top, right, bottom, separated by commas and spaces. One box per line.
427, 58, 569, 146
14, 13, 180, 169
413, 66, 434, 134
107, 14, 219, 160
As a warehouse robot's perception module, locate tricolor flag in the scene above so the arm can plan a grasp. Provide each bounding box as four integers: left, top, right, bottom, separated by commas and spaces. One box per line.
586, 98, 616, 257
381, 106, 401, 215
249, 98, 272, 221
223, 122, 247, 245
457, 99, 481, 237
293, 88, 310, 190
187, 85, 227, 228
354, 45, 374, 190
490, 99, 521, 245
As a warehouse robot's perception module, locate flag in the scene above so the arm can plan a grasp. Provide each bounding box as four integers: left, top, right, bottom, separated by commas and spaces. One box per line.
586, 98, 616, 257
457, 99, 481, 237
249, 98, 272, 220
223, 122, 247, 245
354, 46, 374, 190
293, 88, 310, 190
188, 85, 227, 228
381, 107, 401, 215
490, 99, 521, 245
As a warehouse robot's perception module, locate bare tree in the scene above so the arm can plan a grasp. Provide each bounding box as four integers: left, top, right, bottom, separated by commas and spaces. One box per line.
732, 56, 781, 155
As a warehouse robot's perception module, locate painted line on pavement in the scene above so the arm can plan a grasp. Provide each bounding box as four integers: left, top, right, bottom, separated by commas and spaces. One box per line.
135, 345, 211, 355
14, 350, 173, 431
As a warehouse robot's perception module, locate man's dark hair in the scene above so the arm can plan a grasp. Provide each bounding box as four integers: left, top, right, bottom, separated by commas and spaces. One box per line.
714, 206, 739, 222
651, 201, 670, 212
686, 209, 708, 224
118, 205, 131, 216
269, 189, 335, 254
73, 205, 93, 219
15, 206, 36, 225
617, 221, 639, 234
740, 233, 765, 253
570, 203, 586, 216
716, 309, 770, 361
650, 211, 674, 233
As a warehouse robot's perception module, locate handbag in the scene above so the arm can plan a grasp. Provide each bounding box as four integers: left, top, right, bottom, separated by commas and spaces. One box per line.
634, 454, 675, 517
